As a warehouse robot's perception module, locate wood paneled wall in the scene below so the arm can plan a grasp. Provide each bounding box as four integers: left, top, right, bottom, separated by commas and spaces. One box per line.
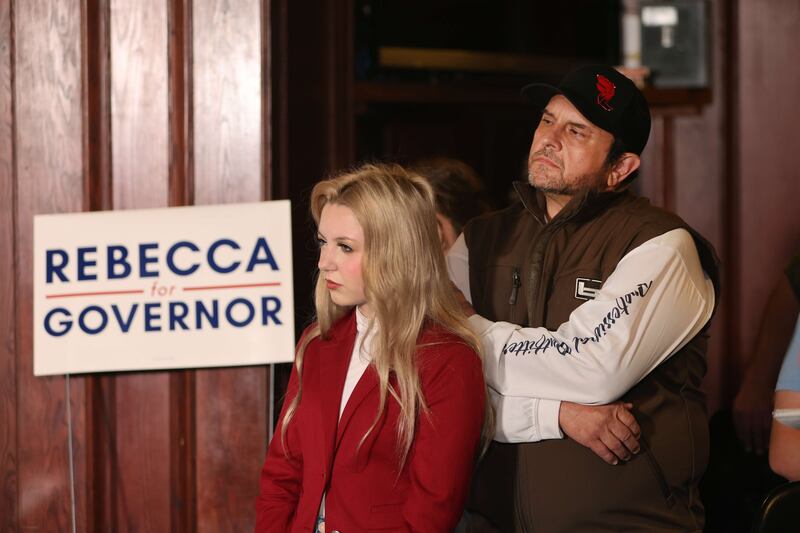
619, 0, 800, 412
735, 0, 800, 387
637, 0, 730, 412
0, 0, 17, 527
1, 0, 272, 530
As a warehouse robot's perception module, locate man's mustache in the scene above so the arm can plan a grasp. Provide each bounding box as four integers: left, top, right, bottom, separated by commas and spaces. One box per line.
530, 149, 563, 169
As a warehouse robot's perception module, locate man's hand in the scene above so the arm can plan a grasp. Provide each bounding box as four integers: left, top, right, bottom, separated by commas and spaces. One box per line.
451, 282, 476, 317
559, 401, 640, 465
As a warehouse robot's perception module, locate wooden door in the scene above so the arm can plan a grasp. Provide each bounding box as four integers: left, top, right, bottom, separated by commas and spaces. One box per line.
1, 0, 273, 530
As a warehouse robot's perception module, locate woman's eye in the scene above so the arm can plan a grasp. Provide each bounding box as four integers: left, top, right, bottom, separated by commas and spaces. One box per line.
316, 237, 326, 248
339, 243, 353, 253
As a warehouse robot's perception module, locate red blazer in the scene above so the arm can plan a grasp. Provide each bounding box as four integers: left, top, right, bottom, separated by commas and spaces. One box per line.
255, 311, 485, 532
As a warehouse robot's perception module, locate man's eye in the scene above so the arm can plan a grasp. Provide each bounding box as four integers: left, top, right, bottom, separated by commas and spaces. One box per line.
571, 128, 585, 138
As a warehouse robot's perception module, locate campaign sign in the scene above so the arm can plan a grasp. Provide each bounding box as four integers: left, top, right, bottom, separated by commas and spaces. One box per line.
33, 201, 294, 376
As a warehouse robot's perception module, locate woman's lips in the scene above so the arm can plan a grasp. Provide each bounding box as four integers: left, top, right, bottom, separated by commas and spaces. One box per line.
325, 280, 342, 289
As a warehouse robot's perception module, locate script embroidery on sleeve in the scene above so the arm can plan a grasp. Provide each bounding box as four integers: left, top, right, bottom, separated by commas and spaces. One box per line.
499, 280, 654, 358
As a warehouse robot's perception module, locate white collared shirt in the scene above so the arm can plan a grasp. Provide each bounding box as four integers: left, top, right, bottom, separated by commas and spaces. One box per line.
339, 306, 374, 418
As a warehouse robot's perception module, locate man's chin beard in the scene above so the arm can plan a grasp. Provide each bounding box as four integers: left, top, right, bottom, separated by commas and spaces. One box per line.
529, 171, 606, 197
528, 173, 578, 196
534, 182, 576, 196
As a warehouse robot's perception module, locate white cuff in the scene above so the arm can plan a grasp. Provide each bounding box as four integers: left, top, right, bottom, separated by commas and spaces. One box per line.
490, 389, 564, 443
536, 398, 563, 440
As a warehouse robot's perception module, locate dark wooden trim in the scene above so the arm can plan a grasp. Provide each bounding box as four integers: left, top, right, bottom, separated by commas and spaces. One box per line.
326, 0, 354, 169
81, 3, 115, 530
169, 371, 196, 533
353, 81, 711, 113
167, 1, 196, 531
353, 81, 524, 106
721, 0, 740, 403
661, 116, 675, 212
87, 376, 117, 532
81, 0, 117, 532
261, 0, 271, 201
270, 0, 288, 201
82, 0, 112, 213
168, 0, 194, 209
0, 0, 17, 530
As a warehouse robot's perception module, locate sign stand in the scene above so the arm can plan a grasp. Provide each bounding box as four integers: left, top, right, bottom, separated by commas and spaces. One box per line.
268, 363, 275, 442
65, 374, 77, 533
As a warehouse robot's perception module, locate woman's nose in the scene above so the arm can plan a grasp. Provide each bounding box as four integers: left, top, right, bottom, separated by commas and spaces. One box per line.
318, 248, 333, 271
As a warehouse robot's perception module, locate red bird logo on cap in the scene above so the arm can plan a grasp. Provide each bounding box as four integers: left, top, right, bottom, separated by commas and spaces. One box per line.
596, 74, 616, 112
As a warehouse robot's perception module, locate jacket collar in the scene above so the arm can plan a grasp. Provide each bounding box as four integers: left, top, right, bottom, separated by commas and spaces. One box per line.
513, 181, 632, 226
316, 309, 382, 460
316, 310, 357, 471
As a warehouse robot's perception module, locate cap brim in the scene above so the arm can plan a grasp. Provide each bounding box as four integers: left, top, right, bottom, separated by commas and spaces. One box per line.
520, 83, 561, 111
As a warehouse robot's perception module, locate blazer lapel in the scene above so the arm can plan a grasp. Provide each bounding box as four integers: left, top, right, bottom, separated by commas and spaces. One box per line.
335, 363, 379, 448
317, 313, 357, 473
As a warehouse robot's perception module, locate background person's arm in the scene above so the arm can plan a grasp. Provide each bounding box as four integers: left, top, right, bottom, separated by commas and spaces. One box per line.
734, 275, 799, 454
769, 390, 800, 481
769, 313, 800, 480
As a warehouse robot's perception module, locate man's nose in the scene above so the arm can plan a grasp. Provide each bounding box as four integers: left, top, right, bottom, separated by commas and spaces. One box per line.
534, 128, 561, 152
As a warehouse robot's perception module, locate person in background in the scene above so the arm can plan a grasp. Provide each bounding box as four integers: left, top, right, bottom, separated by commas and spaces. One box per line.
770, 253, 800, 481
412, 157, 491, 252
734, 254, 800, 455
448, 65, 720, 532
255, 163, 490, 532
702, 253, 798, 532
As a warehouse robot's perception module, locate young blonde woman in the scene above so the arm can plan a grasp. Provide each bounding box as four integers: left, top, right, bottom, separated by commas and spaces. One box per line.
255, 164, 492, 532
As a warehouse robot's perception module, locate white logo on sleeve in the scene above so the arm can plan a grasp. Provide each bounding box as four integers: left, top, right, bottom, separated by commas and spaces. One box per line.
575, 278, 602, 300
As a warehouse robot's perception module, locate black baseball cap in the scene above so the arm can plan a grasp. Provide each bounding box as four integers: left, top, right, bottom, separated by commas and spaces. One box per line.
522, 65, 652, 155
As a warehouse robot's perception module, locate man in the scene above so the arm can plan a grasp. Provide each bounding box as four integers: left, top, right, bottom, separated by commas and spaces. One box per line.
448, 65, 720, 531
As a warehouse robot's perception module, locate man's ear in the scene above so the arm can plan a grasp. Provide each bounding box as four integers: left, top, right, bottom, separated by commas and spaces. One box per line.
605, 153, 640, 190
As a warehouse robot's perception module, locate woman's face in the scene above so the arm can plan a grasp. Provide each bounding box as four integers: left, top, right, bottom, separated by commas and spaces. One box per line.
317, 203, 370, 315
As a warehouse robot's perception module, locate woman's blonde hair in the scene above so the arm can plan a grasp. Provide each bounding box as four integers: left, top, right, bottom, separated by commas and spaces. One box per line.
282, 162, 492, 466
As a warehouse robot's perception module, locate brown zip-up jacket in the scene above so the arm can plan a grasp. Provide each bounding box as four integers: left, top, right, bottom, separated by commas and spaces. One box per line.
463, 183, 720, 533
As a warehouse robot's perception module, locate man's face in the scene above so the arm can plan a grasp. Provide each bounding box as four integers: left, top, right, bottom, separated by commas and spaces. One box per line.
528, 95, 615, 196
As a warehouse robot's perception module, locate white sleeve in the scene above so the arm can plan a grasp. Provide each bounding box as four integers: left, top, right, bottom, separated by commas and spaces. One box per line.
472, 228, 715, 406
446, 231, 564, 442
446, 233, 472, 304
489, 388, 563, 443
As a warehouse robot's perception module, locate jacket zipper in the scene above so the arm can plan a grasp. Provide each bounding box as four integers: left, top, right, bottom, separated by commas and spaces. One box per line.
508, 268, 521, 322
509, 268, 521, 305
643, 446, 674, 505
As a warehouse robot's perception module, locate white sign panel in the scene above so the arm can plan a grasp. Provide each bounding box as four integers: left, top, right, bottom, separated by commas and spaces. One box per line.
34, 201, 294, 376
